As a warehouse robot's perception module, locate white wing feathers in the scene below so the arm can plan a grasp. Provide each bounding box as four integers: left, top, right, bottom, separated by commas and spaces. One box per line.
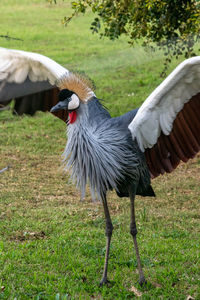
0, 47, 68, 85
128, 57, 200, 152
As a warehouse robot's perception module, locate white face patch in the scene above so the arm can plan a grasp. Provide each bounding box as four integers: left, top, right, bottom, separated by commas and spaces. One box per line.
68, 94, 80, 110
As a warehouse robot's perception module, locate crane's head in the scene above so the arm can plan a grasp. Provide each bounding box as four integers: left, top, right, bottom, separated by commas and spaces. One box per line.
50, 72, 95, 124
50, 89, 80, 124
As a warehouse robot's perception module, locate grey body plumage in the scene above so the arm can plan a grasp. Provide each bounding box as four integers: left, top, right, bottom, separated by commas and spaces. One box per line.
62, 97, 154, 201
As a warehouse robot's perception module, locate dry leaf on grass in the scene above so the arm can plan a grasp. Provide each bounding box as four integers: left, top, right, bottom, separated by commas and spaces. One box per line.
152, 281, 162, 288
130, 286, 142, 297
186, 296, 195, 300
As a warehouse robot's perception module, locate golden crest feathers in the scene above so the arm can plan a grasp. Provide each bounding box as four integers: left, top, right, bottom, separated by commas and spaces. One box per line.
57, 72, 95, 102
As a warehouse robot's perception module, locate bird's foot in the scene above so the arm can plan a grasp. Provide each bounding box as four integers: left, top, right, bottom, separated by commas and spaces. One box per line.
99, 277, 110, 287
138, 276, 147, 286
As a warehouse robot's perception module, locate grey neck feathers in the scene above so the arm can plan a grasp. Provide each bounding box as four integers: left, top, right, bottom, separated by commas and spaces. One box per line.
62, 99, 138, 200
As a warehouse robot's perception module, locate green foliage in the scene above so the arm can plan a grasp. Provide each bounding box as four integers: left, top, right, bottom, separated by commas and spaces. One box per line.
65, 0, 200, 75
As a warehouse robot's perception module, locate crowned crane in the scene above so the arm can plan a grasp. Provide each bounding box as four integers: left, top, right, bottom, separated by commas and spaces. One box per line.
1, 48, 200, 286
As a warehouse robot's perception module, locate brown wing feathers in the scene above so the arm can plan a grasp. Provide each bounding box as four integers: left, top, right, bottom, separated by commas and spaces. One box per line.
43, 88, 68, 122
12, 87, 68, 122
145, 93, 200, 178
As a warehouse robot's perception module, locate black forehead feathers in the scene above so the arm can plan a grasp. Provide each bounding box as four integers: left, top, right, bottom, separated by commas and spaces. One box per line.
59, 89, 74, 102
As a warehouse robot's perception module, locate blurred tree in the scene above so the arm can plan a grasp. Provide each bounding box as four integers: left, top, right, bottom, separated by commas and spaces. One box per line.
64, 0, 200, 75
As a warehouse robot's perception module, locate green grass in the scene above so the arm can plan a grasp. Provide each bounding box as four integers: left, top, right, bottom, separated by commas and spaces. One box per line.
0, 1, 200, 299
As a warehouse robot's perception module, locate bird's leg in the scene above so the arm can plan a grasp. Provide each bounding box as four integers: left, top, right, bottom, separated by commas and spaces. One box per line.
99, 194, 113, 287
129, 188, 146, 286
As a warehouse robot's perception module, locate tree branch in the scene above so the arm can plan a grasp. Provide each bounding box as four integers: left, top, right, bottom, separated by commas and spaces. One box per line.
0, 34, 23, 41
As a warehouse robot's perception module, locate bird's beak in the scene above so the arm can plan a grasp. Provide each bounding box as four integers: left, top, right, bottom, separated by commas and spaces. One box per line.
50, 98, 69, 113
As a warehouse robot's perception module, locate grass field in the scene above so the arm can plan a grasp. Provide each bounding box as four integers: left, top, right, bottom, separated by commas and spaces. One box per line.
0, 0, 200, 299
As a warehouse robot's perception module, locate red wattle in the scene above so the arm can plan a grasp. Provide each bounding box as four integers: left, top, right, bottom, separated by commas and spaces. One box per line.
69, 111, 77, 124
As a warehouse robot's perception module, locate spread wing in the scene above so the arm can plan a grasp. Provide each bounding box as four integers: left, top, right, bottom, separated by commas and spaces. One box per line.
0, 47, 69, 121
128, 57, 200, 178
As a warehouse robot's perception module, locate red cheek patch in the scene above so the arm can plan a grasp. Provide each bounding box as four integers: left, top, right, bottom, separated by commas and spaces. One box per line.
69, 111, 77, 124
